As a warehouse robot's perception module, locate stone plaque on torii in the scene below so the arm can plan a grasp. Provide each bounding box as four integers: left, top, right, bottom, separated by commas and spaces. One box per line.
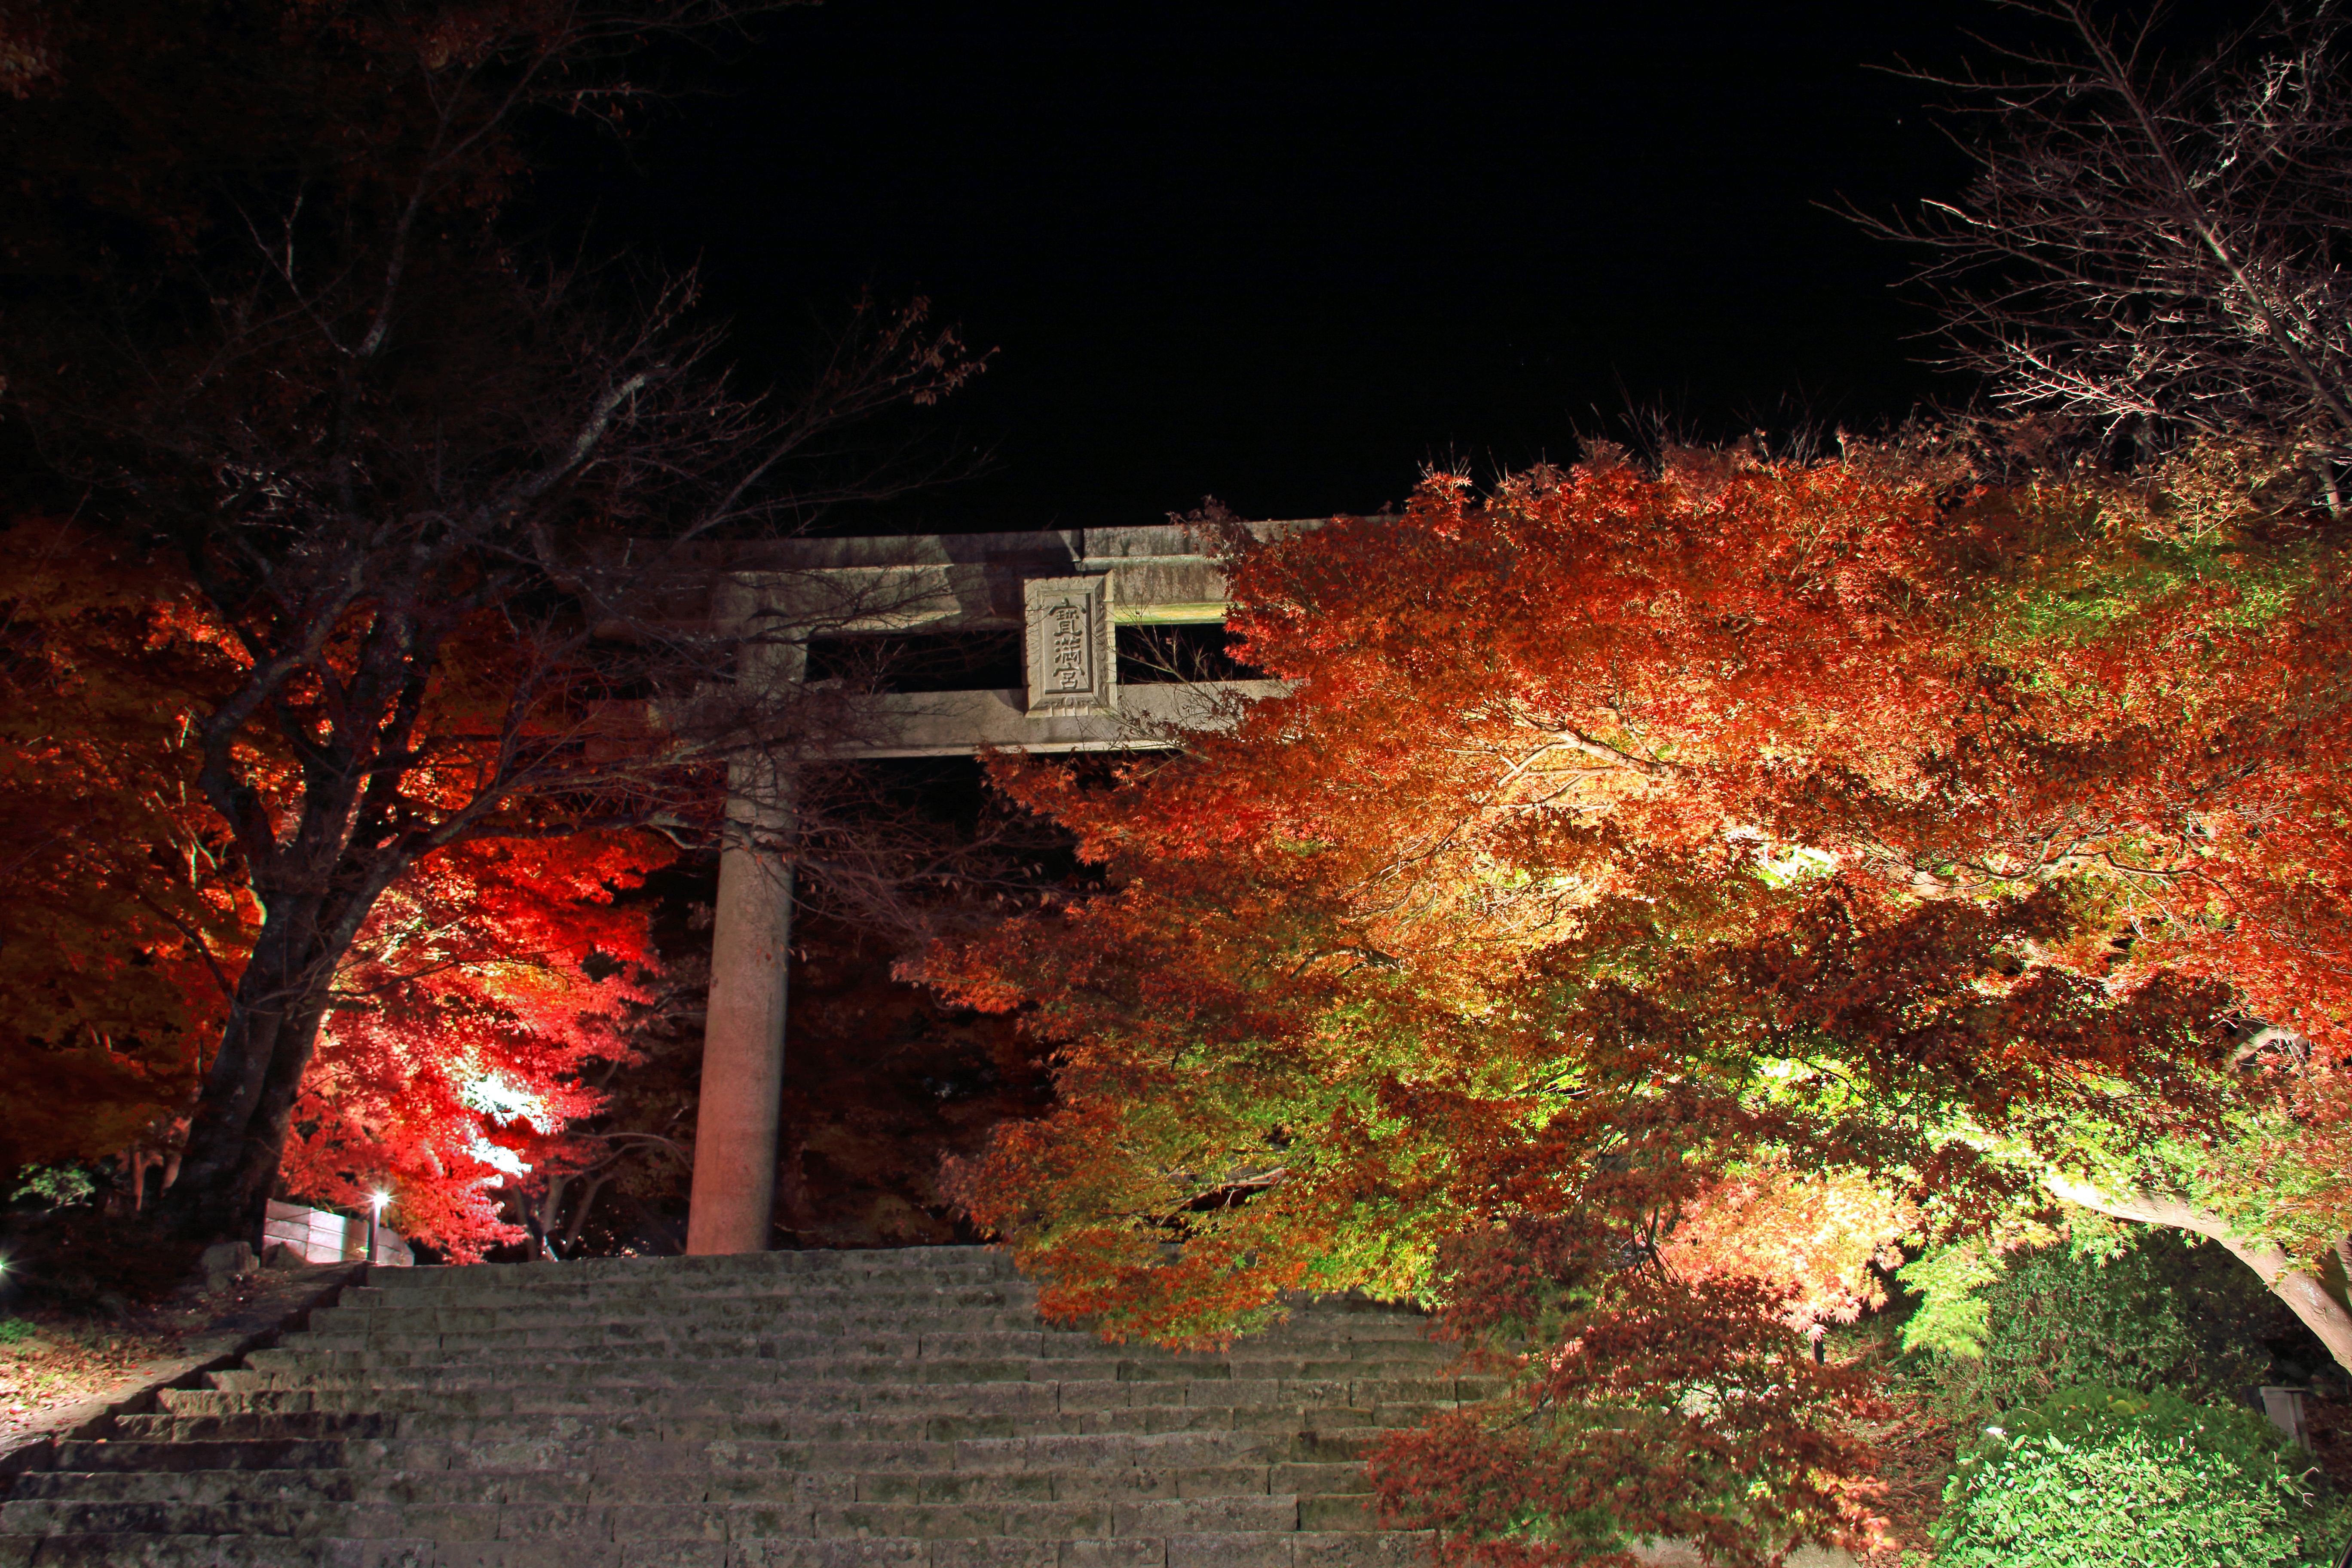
680, 521, 1314, 1254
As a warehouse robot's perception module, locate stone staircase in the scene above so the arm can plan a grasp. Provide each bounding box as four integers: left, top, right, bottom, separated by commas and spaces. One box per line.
0, 1245, 1469, 1567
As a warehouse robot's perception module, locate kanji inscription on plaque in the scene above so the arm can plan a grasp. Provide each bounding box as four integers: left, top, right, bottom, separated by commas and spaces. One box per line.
1024, 576, 1115, 717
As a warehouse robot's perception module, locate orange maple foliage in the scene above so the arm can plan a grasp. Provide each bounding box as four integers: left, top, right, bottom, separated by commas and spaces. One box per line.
1209, 450, 2351, 1036
925, 441, 2342, 1561
1657, 1158, 1915, 1338
0, 518, 258, 1168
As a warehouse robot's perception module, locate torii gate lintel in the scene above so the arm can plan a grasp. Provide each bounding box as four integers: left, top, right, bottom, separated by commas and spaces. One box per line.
682, 522, 1307, 1255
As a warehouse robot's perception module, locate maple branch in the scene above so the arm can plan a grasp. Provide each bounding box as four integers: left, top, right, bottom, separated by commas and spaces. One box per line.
576, 1129, 693, 1162
2044, 1169, 2352, 1372
1859, 0, 2352, 468
1513, 716, 1677, 781
1285, 945, 1403, 980
107, 861, 242, 1007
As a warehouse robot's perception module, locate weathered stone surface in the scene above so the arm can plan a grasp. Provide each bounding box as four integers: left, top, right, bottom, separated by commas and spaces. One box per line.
0, 1248, 1448, 1566
0, 1245, 1864, 1566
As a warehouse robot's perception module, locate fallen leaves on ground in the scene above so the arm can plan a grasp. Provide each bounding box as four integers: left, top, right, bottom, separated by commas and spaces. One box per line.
0, 1274, 287, 1450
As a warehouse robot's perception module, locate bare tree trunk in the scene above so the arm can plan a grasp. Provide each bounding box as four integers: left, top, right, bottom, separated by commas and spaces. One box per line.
562, 1170, 616, 1255
2046, 1173, 2352, 1373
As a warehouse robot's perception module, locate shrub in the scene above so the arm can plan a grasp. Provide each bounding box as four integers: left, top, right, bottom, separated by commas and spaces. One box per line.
1899, 1223, 2287, 1418
1935, 1383, 2351, 1568
8, 1165, 96, 1210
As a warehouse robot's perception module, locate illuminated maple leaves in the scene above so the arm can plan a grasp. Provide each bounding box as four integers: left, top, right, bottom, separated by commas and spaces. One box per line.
1366, 1219, 1882, 1568
927, 438, 2352, 1561
0, 517, 259, 1170
284, 830, 666, 1261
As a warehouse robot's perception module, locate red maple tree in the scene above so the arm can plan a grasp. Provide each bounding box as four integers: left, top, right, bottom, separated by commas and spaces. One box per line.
285, 830, 667, 1261
0, 0, 982, 1248
3, 514, 670, 1259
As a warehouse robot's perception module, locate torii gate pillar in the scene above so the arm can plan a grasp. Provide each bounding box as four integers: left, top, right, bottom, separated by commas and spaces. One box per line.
680, 523, 1307, 1254
686, 614, 802, 1256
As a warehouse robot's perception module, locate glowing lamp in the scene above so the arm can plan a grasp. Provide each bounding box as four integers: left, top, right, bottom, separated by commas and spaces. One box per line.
366, 1188, 391, 1265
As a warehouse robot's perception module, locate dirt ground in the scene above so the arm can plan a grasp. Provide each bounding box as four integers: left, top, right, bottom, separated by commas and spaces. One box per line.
1847, 1412, 1958, 1565
0, 1266, 344, 1454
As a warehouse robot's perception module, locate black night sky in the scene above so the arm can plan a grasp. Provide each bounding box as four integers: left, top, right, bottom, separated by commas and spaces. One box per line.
539, 0, 2252, 536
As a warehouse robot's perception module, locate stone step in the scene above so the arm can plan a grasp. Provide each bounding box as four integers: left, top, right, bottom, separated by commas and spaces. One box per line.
7, 1459, 1372, 1509
288, 1312, 1035, 1346
0, 1534, 437, 1567
0, 1490, 1369, 1538
59, 1430, 1322, 1475
171, 1399, 1452, 1442
43, 1424, 1404, 1479
205, 1379, 1463, 1428
280, 1315, 1426, 1348
328, 1281, 1409, 1319
308, 1288, 1044, 1325
173, 1373, 1439, 1407
5, 1248, 1455, 1568
183, 1401, 1458, 1448
293, 1319, 1420, 1345
158, 1387, 1442, 1424
288, 1316, 1426, 1355
349, 1278, 1037, 1306
262, 1342, 1446, 1372
147, 1406, 1446, 1453
245, 1354, 1449, 1392
277, 1331, 1430, 1365
358, 1248, 1021, 1293
246, 1343, 1047, 1374
120, 1405, 1423, 1453
0, 1530, 1433, 1568
209, 1360, 1456, 1398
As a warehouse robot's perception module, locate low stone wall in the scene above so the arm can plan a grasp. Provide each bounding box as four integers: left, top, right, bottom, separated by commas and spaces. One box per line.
261, 1199, 413, 1266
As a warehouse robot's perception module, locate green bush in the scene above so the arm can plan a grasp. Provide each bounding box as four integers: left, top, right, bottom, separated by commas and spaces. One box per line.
1900, 1224, 2287, 1418
8, 1165, 95, 1210
1936, 1383, 2350, 1568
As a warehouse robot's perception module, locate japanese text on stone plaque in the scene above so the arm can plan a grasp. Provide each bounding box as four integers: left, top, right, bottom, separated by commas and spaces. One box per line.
1046, 601, 1091, 693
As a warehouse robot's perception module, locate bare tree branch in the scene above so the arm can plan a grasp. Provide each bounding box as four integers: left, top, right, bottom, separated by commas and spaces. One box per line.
1857, 1, 2352, 484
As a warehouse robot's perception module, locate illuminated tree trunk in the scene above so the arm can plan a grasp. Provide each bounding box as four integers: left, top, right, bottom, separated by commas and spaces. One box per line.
165, 899, 347, 1245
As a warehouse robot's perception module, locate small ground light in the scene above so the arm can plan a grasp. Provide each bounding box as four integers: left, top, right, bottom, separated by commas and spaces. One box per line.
367, 1190, 390, 1264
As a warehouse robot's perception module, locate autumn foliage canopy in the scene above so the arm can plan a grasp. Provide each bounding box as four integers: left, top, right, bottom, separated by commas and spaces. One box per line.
927, 439, 2352, 1562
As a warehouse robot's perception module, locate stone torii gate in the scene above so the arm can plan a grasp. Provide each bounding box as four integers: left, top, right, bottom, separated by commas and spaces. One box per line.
684, 521, 1309, 1253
